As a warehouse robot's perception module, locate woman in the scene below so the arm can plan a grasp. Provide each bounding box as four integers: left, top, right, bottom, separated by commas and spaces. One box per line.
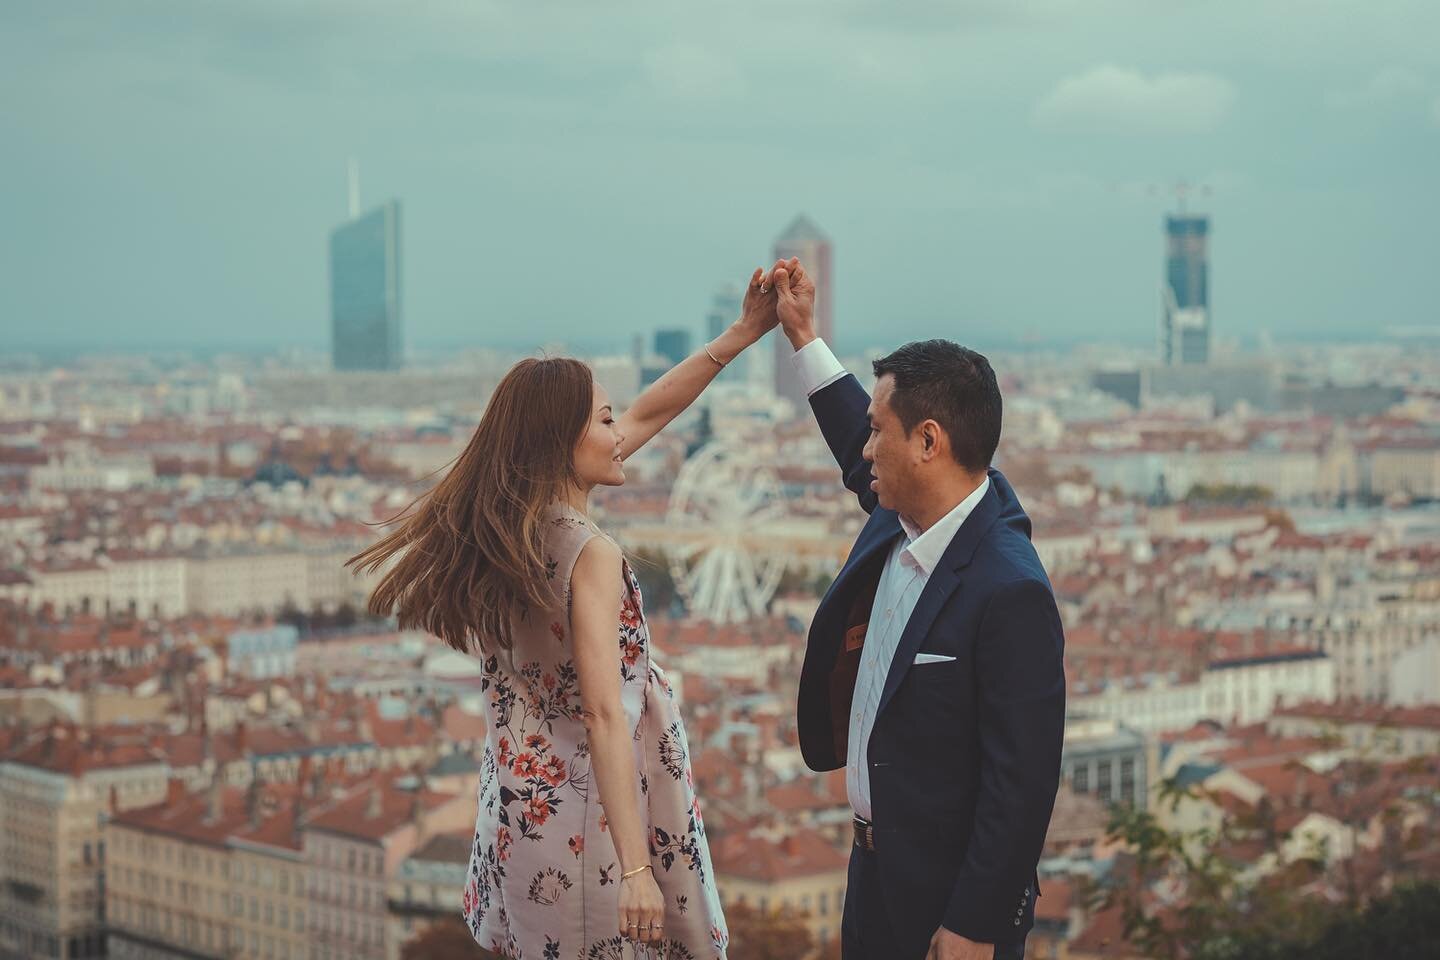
348, 267, 783, 959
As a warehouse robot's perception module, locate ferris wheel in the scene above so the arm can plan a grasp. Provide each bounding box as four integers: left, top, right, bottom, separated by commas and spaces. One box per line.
665, 441, 790, 623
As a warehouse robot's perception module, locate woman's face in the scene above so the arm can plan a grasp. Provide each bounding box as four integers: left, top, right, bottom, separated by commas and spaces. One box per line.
574, 383, 626, 488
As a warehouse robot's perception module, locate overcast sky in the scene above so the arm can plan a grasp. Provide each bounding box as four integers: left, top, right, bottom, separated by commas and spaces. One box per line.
3, 0, 1437, 354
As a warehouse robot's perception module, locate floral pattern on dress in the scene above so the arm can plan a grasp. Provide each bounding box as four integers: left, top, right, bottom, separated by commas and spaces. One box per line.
464, 504, 728, 959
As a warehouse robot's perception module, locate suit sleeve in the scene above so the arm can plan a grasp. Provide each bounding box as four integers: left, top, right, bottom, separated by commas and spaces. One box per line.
943, 577, 1066, 943
808, 374, 879, 514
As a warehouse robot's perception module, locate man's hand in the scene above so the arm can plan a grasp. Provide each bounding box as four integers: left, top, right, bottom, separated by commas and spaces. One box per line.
733, 266, 781, 346
772, 256, 817, 350
926, 926, 991, 960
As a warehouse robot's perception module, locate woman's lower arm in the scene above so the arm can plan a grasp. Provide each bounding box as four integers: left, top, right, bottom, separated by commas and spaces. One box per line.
628, 328, 746, 425
585, 713, 651, 871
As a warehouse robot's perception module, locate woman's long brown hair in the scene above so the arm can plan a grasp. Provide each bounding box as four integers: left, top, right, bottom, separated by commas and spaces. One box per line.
346, 357, 594, 654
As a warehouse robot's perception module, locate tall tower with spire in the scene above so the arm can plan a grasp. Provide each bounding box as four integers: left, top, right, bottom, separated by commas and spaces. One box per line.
330, 162, 403, 372
772, 215, 833, 409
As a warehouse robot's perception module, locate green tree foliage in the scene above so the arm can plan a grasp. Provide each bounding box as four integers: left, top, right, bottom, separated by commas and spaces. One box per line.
1184, 483, 1273, 505
1090, 770, 1440, 959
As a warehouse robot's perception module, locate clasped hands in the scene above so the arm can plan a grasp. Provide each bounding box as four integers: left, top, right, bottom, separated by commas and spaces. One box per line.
733, 257, 817, 351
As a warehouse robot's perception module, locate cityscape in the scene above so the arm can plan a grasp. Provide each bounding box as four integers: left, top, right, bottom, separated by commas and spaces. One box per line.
2, 179, 1438, 960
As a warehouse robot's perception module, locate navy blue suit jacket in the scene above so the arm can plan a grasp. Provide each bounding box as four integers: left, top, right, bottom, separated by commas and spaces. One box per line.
797, 374, 1066, 945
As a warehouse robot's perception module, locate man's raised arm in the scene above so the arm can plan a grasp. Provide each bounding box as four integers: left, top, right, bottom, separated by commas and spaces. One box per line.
773, 261, 879, 514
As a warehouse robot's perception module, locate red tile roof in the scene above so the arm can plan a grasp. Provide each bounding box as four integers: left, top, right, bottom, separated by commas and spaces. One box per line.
711, 828, 848, 883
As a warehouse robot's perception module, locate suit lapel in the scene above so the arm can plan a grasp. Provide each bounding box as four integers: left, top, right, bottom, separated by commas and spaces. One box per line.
875, 483, 1003, 718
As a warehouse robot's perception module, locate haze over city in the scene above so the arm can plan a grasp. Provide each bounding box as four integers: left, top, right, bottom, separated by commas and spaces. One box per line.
4, 0, 1439, 354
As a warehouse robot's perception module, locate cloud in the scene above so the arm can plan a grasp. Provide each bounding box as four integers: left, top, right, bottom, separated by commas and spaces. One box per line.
642, 44, 746, 101
1032, 64, 1236, 134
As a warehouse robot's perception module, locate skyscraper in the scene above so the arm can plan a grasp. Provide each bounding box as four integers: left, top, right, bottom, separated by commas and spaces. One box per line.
654, 328, 693, 367
772, 215, 833, 408
1161, 215, 1210, 366
331, 199, 402, 371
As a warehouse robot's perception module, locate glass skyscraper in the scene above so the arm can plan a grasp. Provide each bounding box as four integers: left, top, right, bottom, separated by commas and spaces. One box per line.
1161, 215, 1210, 366
330, 200, 402, 371
654, 328, 693, 367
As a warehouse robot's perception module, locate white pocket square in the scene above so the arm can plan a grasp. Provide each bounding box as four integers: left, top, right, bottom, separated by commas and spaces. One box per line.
913, 653, 957, 665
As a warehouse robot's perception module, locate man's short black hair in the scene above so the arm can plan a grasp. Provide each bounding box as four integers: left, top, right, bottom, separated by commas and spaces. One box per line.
871, 339, 1001, 473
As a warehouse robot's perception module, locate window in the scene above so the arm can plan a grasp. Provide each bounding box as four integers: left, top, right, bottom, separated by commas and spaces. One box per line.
1097, 760, 1113, 798
1073, 765, 1089, 793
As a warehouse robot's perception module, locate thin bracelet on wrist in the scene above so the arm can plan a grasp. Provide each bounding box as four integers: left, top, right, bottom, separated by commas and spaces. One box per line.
703, 342, 726, 368
620, 863, 653, 881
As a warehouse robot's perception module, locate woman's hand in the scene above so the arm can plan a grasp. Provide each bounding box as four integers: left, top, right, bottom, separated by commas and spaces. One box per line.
730, 265, 782, 347
619, 867, 666, 944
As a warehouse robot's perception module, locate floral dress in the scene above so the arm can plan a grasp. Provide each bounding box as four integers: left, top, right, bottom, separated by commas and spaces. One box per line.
463, 503, 728, 960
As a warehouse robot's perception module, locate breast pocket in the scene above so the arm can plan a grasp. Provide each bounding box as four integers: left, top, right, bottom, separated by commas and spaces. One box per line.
900, 656, 966, 720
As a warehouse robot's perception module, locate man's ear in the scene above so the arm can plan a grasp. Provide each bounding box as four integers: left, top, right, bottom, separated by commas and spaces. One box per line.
919, 420, 940, 460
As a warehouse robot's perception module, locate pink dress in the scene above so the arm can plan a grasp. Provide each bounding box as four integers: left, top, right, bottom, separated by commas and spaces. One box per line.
463, 504, 729, 960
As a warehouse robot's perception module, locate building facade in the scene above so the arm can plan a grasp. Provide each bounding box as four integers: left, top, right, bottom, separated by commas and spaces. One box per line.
330, 201, 402, 373
0, 732, 168, 960
1059, 715, 1149, 810
653, 328, 693, 367
1161, 214, 1210, 366
227, 625, 299, 680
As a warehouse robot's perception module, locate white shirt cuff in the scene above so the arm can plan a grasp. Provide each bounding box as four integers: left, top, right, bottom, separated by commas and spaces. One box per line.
789, 338, 848, 397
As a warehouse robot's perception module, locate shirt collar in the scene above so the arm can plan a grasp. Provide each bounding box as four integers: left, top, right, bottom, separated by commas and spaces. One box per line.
899, 477, 992, 576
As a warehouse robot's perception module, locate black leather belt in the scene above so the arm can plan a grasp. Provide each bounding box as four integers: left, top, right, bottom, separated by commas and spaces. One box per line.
852, 816, 876, 851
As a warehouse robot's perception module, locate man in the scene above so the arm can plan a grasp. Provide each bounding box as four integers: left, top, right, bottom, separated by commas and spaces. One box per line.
768, 258, 1066, 960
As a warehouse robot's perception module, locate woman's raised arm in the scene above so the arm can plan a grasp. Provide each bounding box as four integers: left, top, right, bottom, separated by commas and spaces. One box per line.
615, 266, 780, 460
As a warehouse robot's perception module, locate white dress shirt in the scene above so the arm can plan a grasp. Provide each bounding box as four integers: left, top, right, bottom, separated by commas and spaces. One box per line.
791, 338, 991, 821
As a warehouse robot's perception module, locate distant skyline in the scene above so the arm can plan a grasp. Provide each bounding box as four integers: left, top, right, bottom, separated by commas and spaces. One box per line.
3, 1, 1439, 353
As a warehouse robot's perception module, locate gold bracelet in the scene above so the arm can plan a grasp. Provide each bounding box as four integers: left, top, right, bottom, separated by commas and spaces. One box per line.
620, 864, 653, 881
703, 343, 726, 369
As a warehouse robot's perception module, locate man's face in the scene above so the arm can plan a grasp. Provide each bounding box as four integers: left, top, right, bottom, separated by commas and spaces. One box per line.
863, 375, 922, 513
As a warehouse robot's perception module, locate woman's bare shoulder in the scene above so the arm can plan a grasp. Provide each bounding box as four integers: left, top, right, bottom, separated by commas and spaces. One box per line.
572, 534, 623, 586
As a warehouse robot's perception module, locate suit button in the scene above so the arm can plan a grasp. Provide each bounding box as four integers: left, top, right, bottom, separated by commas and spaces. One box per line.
1013, 918, 1021, 926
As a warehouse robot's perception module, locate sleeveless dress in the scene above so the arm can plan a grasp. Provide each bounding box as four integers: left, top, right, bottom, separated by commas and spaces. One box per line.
463, 503, 729, 960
